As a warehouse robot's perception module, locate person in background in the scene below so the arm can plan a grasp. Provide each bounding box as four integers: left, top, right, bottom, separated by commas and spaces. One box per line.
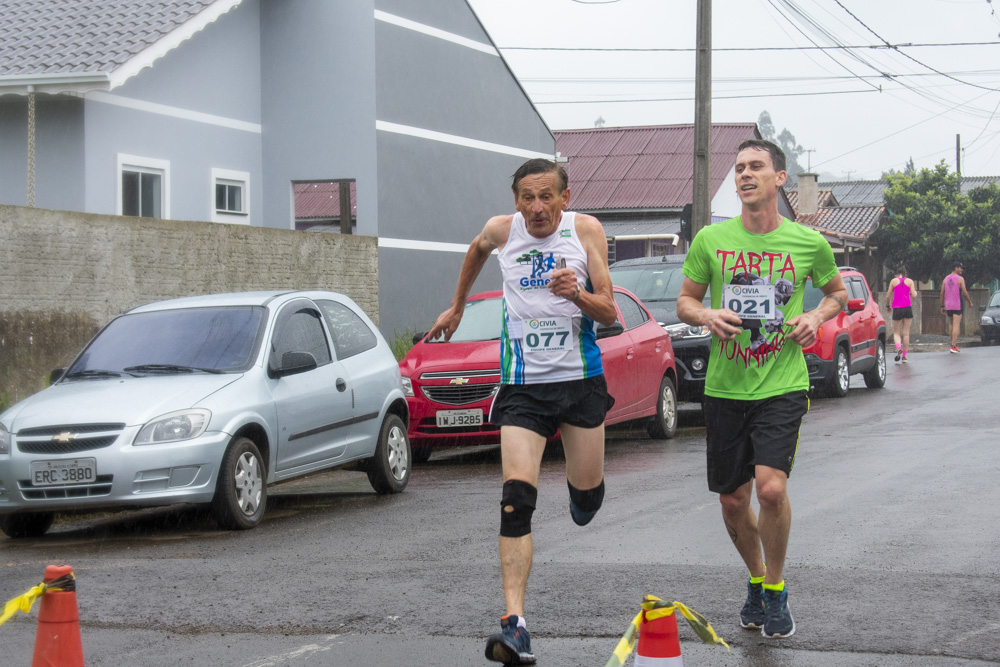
886, 266, 917, 363
940, 261, 973, 353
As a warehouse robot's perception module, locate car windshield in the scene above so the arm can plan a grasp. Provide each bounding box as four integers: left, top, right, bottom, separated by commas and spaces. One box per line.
432, 296, 504, 343
67, 306, 264, 376
610, 265, 686, 301
990, 292, 1000, 308
802, 279, 823, 311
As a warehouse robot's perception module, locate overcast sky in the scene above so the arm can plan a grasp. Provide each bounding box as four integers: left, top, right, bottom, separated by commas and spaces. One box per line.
467, 0, 1000, 182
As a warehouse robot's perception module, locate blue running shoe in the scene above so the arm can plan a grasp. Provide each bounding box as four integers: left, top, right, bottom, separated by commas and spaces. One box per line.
569, 499, 597, 526
762, 587, 796, 638
740, 578, 765, 629
485, 615, 536, 664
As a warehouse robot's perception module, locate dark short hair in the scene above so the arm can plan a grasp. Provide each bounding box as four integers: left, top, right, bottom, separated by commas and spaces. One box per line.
511, 158, 568, 195
737, 139, 786, 173
954, 261, 964, 269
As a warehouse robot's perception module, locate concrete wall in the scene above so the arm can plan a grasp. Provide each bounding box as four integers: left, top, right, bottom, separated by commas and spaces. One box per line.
0, 204, 378, 407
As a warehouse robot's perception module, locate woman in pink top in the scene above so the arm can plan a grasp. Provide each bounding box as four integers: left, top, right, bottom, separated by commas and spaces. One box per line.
885, 266, 917, 363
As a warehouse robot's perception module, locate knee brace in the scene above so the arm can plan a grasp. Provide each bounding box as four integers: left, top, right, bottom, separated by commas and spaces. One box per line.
568, 479, 605, 526
500, 479, 537, 538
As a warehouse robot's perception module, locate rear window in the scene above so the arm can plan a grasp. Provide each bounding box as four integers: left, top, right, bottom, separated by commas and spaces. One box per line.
803, 279, 823, 311
610, 265, 686, 301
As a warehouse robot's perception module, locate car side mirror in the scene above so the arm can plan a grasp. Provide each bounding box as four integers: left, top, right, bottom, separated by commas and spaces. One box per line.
847, 298, 865, 313
49, 368, 66, 385
274, 351, 318, 378
412, 331, 428, 345
596, 321, 625, 339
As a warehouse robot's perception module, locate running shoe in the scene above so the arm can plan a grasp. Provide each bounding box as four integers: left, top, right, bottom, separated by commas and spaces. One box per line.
901, 356, 909, 364
762, 587, 796, 639
486, 615, 536, 664
894, 348, 902, 363
740, 578, 766, 629
950, 346, 960, 354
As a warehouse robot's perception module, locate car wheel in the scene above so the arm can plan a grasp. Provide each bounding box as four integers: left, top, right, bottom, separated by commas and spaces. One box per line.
863, 338, 887, 388
0, 512, 55, 538
211, 436, 267, 530
646, 375, 678, 440
367, 413, 410, 494
826, 346, 850, 398
411, 446, 433, 464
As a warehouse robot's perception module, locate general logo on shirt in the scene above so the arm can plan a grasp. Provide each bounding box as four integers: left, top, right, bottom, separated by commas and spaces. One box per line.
515, 250, 557, 290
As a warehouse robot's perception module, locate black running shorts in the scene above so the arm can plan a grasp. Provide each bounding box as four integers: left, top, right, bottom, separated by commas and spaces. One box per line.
702, 390, 809, 494
490, 375, 615, 439
892, 306, 913, 321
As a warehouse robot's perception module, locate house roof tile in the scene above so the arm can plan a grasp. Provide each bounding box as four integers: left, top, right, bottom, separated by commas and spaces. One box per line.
556, 123, 759, 210
0, 0, 236, 90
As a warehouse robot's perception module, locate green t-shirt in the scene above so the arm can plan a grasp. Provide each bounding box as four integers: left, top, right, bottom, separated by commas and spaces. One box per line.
682, 216, 838, 400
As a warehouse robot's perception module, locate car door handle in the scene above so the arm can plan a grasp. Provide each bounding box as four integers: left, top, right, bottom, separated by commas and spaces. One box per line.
336, 378, 347, 392
627, 347, 635, 359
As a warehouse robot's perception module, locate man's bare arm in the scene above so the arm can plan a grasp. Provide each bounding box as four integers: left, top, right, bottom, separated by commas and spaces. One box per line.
677, 277, 743, 341
785, 274, 848, 347
554, 214, 617, 327
427, 216, 507, 342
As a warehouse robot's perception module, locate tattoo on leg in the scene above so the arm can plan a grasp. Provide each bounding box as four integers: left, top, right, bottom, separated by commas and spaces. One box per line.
725, 520, 738, 544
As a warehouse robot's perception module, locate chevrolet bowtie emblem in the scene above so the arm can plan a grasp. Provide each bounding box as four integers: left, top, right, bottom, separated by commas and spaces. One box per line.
449, 378, 470, 385
52, 432, 75, 443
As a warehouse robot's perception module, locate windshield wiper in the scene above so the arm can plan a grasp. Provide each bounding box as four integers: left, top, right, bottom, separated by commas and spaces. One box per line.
64, 369, 122, 379
122, 364, 225, 375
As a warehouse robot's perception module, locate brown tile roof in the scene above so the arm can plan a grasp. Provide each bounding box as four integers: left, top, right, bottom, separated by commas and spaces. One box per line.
554, 123, 760, 211
785, 189, 838, 212
293, 182, 356, 220
796, 205, 884, 241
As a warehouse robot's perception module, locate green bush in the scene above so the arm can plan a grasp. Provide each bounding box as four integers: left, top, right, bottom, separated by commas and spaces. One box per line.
389, 328, 419, 362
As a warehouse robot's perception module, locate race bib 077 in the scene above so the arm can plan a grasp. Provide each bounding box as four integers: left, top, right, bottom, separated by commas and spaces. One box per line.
520, 317, 574, 353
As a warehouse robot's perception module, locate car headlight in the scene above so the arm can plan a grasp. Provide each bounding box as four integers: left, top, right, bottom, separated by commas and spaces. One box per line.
400, 376, 414, 397
663, 322, 711, 340
982, 316, 994, 325
134, 409, 211, 446
0, 423, 9, 455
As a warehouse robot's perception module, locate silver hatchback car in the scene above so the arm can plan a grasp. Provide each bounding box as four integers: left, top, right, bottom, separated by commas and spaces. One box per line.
0, 290, 411, 538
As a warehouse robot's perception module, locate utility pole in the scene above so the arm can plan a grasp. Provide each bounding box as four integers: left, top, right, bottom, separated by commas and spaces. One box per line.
803, 148, 815, 172
691, 0, 711, 239
956, 133, 961, 179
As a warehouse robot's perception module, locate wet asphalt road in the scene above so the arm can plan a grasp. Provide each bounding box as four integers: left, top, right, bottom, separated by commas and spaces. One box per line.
1, 345, 998, 666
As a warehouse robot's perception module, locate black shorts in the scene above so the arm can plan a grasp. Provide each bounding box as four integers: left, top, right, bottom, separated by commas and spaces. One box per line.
946, 309, 963, 317
703, 390, 809, 495
892, 306, 913, 321
490, 375, 615, 439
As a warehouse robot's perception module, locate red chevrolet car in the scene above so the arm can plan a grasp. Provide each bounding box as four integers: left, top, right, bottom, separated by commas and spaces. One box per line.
399, 287, 678, 461
802, 267, 887, 397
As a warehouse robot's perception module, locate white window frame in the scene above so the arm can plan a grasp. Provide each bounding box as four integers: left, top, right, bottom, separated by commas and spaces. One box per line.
117, 154, 170, 219
211, 167, 250, 224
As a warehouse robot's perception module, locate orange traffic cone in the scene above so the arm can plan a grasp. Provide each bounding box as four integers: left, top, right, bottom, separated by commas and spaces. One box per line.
634, 607, 683, 666
31, 565, 84, 667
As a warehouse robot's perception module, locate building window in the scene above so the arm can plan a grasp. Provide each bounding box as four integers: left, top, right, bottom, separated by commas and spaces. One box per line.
117, 154, 170, 219
212, 168, 250, 224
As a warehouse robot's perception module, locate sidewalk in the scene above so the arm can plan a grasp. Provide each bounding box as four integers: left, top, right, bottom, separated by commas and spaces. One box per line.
906, 333, 980, 353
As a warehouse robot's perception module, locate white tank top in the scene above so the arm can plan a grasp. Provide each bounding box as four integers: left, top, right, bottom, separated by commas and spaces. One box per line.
498, 212, 603, 384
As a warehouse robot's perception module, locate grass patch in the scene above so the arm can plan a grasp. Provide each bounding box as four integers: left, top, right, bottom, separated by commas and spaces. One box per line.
389, 328, 420, 362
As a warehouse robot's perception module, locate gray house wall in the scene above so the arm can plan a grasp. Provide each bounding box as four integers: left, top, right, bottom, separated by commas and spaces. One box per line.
372, 0, 555, 337
83, 0, 264, 222
260, 0, 379, 234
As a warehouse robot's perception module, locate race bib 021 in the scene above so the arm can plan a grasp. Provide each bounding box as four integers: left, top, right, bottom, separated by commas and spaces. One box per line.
722, 283, 775, 320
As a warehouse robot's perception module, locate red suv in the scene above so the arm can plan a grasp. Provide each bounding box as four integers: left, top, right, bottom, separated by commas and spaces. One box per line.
398, 287, 678, 461
802, 267, 887, 397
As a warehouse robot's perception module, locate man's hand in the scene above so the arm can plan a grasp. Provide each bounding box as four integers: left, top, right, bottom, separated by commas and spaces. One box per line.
428, 306, 463, 343
784, 310, 824, 347
547, 267, 580, 301
700, 307, 744, 341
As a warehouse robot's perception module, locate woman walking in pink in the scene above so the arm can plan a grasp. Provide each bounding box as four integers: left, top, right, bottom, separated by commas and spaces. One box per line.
886, 266, 917, 363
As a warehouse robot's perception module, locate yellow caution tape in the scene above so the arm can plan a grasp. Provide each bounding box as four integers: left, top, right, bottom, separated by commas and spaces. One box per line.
605, 594, 729, 667
0, 574, 73, 629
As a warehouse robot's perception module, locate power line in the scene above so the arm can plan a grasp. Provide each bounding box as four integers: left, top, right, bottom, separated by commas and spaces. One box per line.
532, 88, 879, 105
498, 41, 1000, 52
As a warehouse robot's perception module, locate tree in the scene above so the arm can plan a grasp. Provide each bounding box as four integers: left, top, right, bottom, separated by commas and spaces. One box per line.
874, 161, 1000, 285
757, 111, 806, 177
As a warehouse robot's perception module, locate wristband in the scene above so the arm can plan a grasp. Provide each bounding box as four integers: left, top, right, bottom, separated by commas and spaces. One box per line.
571, 286, 581, 302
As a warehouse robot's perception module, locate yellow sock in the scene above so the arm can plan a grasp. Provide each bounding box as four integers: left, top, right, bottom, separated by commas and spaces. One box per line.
762, 580, 785, 593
